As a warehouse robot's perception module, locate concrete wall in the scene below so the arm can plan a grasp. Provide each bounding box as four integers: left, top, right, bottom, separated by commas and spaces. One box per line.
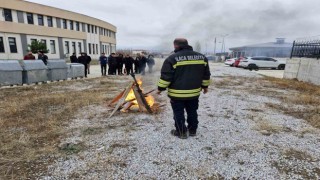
284, 58, 320, 85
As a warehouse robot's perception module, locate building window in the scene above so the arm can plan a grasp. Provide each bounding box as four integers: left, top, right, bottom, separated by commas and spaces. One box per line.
4, 9, 12, 22
92, 43, 95, 54
91, 25, 94, 34
31, 39, 37, 43
8, 37, 17, 53
87, 24, 91, 33
0, 37, 4, 53
50, 40, 56, 54
38, 15, 44, 26
41, 39, 47, 48
47, 16, 53, 27
88, 43, 91, 54
95, 26, 97, 34
72, 42, 76, 54
76, 22, 80, 31
70, 20, 74, 30
65, 41, 69, 54
63, 19, 67, 29
27, 13, 34, 24
78, 42, 82, 54
96, 44, 98, 54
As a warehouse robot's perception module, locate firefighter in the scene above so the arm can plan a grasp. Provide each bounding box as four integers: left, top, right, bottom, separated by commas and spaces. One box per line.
157, 38, 211, 139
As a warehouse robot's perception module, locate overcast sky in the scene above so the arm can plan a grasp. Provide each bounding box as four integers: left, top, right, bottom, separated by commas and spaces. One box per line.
27, 0, 320, 52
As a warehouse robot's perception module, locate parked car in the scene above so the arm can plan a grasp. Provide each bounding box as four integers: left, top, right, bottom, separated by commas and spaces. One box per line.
234, 57, 247, 67
224, 58, 237, 66
239, 56, 286, 70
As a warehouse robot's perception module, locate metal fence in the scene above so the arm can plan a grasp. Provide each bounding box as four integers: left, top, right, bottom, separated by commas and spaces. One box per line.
290, 36, 320, 59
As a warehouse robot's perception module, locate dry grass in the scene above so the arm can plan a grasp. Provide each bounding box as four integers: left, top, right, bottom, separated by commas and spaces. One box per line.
0, 77, 126, 179
262, 78, 320, 128
214, 75, 320, 129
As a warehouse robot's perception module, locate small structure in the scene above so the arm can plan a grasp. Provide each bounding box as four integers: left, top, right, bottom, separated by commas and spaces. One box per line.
0, 60, 23, 86
67, 63, 85, 79
47, 60, 68, 82
230, 38, 293, 58
21, 61, 48, 84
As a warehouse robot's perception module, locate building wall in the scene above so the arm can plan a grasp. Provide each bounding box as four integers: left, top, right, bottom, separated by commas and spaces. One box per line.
284, 58, 320, 85
0, 32, 23, 60
0, 0, 117, 60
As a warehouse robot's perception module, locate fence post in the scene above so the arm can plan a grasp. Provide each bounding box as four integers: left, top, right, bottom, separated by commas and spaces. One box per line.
290, 40, 295, 59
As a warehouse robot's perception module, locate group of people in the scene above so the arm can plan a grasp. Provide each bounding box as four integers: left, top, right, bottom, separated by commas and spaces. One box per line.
98, 53, 155, 76
69, 52, 92, 77
24, 51, 48, 65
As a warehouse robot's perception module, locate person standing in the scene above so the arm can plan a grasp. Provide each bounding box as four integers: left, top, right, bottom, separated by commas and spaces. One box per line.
147, 55, 155, 73
134, 53, 141, 74
99, 53, 108, 76
108, 53, 117, 75
37, 51, 43, 60
78, 52, 88, 77
70, 53, 78, 63
86, 53, 92, 74
38, 51, 48, 65
139, 53, 147, 75
157, 38, 211, 139
24, 51, 35, 60
117, 53, 124, 75
123, 54, 134, 75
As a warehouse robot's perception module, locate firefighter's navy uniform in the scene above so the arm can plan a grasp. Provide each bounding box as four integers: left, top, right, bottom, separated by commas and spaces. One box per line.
158, 44, 211, 136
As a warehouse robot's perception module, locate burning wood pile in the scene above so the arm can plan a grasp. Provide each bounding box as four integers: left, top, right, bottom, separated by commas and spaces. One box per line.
108, 74, 157, 118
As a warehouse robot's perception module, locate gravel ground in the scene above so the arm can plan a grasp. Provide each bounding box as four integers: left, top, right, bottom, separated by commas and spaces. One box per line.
42, 63, 320, 179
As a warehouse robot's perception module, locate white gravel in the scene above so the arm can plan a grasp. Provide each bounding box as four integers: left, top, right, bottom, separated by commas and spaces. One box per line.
42, 63, 320, 179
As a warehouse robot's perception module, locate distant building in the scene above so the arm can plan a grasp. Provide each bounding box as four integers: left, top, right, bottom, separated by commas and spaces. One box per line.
0, 0, 116, 60
229, 38, 293, 58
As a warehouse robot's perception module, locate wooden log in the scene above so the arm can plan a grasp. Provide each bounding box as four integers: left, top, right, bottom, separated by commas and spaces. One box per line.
120, 102, 134, 112
133, 86, 147, 112
108, 82, 134, 118
108, 89, 126, 106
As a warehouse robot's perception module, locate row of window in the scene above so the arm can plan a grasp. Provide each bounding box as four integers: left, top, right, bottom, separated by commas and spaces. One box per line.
65, 41, 82, 55
3, 8, 116, 37
0, 37, 18, 53
88, 43, 99, 55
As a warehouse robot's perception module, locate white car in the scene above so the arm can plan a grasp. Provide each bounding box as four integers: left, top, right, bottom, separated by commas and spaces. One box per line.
239, 57, 286, 70
224, 58, 237, 66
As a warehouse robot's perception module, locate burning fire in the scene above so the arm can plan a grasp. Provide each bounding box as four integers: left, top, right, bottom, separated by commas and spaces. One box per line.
125, 79, 155, 108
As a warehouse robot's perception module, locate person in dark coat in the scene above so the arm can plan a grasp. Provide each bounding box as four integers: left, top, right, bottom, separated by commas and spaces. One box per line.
157, 38, 211, 139
139, 53, 147, 75
39, 51, 48, 65
117, 53, 124, 75
134, 53, 141, 74
108, 53, 117, 75
147, 55, 155, 73
86, 54, 92, 74
123, 54, 134, 75
99, 52, 108, 76
78, 52, 88, 77
70, 53, 78, 63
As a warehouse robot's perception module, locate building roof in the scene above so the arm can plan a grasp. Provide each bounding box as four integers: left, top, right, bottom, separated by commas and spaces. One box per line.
230, 42, 293, 50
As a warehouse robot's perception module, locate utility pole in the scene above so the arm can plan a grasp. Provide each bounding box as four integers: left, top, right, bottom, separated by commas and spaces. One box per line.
213, 37, 216, 56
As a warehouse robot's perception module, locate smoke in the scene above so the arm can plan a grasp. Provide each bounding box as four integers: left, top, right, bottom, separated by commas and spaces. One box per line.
27, 0, 320, 52
155, 0, 320, 52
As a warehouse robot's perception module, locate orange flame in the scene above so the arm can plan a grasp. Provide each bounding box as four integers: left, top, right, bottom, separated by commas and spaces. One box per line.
125, 79, 154, 109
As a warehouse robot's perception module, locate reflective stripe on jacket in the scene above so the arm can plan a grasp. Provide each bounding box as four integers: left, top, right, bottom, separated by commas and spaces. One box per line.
158, 45, 211, 100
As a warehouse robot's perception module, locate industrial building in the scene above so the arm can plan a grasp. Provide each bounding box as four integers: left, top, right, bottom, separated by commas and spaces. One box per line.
0, 0, 117, 60
229, 38, 292, 58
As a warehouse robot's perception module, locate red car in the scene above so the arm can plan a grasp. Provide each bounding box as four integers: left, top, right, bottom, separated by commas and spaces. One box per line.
234, 57, 246, 67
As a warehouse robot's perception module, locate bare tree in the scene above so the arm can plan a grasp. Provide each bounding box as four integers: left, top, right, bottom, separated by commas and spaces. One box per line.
194, 41, 201, 52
